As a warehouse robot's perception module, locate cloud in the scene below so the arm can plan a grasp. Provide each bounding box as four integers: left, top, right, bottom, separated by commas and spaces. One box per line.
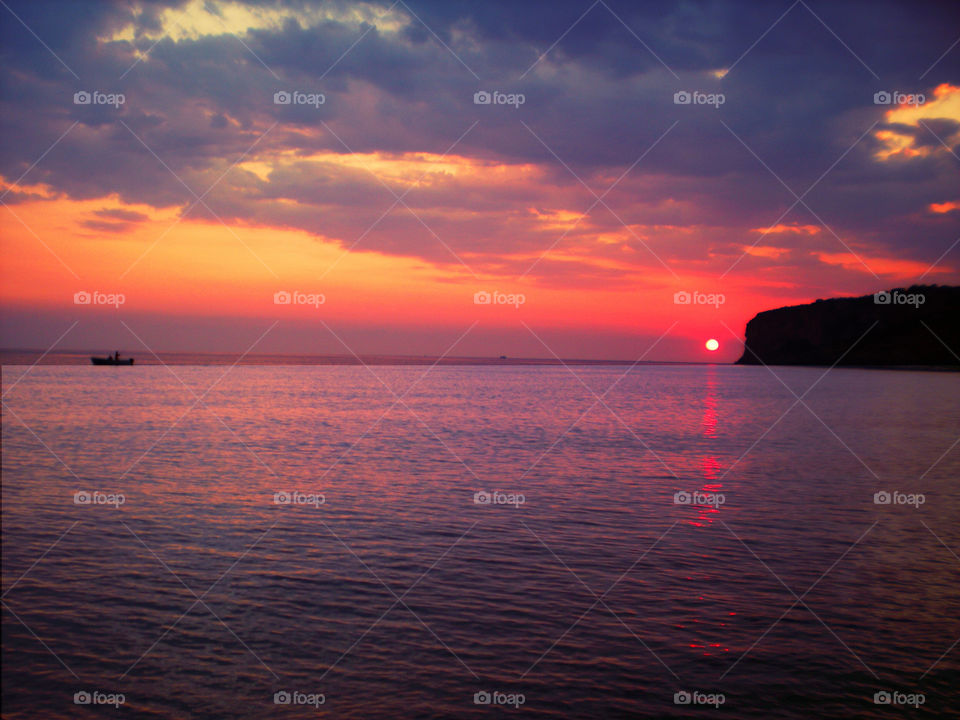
93, 207, 149, 222
929, 201, 959, 214
0, 0, 958, 290
79, 206, 150, 233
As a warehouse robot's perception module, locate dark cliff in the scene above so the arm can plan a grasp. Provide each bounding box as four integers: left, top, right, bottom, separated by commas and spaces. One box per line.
736, 285, 960, 367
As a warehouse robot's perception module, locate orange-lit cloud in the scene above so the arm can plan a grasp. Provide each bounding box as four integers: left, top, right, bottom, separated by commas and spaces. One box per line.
745, 246, 790, 259
875, 83, 960, 161
929, 201, 959, 214
817, 252, 948, 278
752, 224, 821, 236
102, 0, 409, 44
883, 83, 960, 124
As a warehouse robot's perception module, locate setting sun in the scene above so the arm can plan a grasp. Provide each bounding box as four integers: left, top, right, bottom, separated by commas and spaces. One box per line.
706, 338, 720, 351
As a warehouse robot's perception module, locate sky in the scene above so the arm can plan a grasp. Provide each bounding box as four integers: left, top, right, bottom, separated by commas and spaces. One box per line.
1, 0, 958, 362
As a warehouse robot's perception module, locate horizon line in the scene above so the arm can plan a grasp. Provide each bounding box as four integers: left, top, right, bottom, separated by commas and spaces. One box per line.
0, 347, 730, 367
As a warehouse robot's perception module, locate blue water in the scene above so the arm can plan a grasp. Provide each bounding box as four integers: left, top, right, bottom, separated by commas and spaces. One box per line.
2, 364, 958, 718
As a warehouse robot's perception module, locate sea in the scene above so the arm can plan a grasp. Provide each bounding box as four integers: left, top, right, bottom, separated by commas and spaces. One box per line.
2, 360, 958, 718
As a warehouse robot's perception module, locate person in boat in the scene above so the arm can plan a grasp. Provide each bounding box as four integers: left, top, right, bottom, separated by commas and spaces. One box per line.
114, 351, 119, 362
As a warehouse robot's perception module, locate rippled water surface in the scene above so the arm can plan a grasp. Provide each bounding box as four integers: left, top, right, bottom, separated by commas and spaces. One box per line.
2, 364, 959, 718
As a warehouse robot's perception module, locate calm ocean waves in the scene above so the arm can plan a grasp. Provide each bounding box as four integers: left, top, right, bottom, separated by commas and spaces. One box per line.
2, 364, 958, 718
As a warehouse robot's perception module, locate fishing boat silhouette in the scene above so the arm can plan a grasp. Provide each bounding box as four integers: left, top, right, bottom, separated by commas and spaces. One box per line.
90, 351, 134, 366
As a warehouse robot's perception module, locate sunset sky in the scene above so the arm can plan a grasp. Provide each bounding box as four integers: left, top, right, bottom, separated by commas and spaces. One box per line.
1, 0, 958, 362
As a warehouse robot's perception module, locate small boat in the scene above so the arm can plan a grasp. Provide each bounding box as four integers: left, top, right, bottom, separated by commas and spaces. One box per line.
91, 352, 134, 366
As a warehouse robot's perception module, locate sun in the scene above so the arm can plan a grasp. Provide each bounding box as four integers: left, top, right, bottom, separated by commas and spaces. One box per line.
705, 338, 719, 351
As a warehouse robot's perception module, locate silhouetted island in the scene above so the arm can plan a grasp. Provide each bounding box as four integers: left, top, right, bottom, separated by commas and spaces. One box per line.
736, 285, 960, 368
